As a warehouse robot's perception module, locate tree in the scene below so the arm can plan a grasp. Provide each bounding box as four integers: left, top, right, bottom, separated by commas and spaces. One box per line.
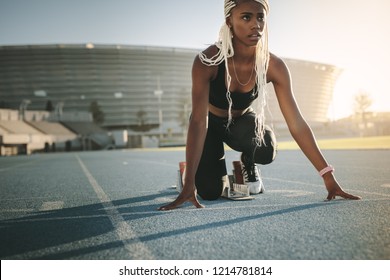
130, 109, 158, 132
353, 90, 372, 134
136, 109, 147, 126
354, 91, 372, 114
89, 101, 104, 124
45, 100, 54, 112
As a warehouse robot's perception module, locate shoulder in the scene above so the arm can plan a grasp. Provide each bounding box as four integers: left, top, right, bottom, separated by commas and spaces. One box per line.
267, 52, 291, 85
194, 44, 220, 66
193, 45, 219, 81
268, 52, 287, 70
200, 44, 220, 60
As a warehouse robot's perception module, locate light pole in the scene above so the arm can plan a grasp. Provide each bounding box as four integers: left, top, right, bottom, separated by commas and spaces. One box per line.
19, 99, 31, 120
154, 76, 163, 140
55, 101, 64, 121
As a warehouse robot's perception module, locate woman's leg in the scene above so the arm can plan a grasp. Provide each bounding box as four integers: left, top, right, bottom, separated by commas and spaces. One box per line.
224, 111, 277, 193
226, 111, 277, 165
195, 116, 228, 201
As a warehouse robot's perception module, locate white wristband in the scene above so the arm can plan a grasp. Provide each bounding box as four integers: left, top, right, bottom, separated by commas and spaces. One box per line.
319, 165, 334, 177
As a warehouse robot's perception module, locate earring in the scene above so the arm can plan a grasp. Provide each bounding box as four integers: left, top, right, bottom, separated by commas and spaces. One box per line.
229, 26, 233, 38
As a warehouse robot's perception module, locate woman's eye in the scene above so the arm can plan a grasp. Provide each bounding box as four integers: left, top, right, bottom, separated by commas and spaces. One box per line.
258, 13, 265, 21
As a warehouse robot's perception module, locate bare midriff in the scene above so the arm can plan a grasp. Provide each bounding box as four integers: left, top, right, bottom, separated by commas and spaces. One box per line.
208, 103, 252, 118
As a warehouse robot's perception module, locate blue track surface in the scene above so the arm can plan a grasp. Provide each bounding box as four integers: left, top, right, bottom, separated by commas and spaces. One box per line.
0, 149, 389, 260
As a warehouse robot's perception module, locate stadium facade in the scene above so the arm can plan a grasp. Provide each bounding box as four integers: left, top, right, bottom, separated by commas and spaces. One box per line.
0, 44, 341, 142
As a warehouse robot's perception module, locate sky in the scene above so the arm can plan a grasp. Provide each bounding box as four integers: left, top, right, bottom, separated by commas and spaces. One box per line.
1, 0, 389, 119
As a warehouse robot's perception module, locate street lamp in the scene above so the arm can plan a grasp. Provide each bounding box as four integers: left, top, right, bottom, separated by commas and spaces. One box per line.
55, 101, 64, 121
154, 76, 163, 139
19, 99, 31, 120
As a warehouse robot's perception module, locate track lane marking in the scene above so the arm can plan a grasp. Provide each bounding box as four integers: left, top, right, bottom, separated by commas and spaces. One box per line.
40, 201, 64, 211
76, 155, 154, 259
265, 177, 390, 198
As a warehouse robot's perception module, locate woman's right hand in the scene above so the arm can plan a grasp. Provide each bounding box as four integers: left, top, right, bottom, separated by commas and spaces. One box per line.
158, 185, 204, 211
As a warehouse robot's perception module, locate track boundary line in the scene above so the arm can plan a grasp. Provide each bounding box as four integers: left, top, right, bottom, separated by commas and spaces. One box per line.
76, 154, 154, 260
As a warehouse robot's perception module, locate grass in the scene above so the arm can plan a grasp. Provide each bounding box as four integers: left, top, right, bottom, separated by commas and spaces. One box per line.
136, 136, 390, 152
278, 136, 390, 150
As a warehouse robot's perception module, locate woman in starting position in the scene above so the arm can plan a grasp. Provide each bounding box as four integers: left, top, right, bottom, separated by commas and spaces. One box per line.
159, 0, 360, 211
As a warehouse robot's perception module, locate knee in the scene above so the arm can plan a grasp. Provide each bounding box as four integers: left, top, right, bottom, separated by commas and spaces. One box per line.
196, 176, 226, 201
198, 189, 222, 201
254, 128, 277, 165
255, 146, 276, 165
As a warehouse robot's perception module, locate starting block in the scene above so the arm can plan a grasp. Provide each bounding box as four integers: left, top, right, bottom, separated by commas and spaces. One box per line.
176, 162, 186, 193
221, 175, 254, 200
176, 161, 254, 201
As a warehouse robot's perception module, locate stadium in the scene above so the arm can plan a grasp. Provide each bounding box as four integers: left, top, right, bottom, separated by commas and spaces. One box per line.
0, 44, 341, 154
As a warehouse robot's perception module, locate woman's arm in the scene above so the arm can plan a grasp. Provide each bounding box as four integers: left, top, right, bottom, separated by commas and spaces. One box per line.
158, 49, 217, 210
268, 53, 361, 200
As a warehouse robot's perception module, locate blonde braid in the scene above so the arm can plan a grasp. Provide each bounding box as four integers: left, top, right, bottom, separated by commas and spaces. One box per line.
199, 0, 270, 144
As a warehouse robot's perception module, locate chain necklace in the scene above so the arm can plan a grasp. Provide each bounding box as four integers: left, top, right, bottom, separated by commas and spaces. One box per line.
231, 57, 255, 87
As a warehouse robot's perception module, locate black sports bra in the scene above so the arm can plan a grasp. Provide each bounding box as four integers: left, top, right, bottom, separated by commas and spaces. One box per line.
209, 62, 258, 110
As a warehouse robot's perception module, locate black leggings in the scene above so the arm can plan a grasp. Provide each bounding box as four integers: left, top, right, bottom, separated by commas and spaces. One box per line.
195, 110, 277, 200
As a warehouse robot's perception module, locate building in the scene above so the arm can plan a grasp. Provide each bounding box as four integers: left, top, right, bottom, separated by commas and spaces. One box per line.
0, 44, 342, 142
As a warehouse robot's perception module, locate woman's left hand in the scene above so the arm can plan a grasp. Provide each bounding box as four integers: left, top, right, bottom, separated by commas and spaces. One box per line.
323, 174, 361, 200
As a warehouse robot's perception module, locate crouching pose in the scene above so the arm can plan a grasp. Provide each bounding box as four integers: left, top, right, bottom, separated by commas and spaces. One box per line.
159, 0, 360, 211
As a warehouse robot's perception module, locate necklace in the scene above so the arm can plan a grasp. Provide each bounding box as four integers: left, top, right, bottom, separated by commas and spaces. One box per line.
231, 57, 255, 87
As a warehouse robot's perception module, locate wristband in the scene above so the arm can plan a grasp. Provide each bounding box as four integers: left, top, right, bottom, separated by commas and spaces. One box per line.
319, 165, 334, 177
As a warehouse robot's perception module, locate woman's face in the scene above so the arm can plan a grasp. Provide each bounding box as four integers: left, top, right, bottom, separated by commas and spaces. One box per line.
227, 0, 267, 47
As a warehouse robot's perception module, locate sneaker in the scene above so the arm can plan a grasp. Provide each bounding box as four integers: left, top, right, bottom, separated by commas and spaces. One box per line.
239, 156, 265, 194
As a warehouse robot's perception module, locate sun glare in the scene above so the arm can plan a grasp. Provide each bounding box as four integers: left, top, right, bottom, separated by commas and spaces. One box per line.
329, 70, 360, 120
329, 65, 390, 121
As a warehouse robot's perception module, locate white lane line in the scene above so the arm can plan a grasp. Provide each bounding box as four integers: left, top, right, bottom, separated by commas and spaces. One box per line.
274, 161, 389, 171
123, 158, 177, 168
267, 190, 315, 197
0, 158, 45, 172
0, 213, 109, 223
348, 189, 390, 198
76, 155, 154, 260
0, 209, 35, 213
264, 177, 322, 188
40, 201, 64, 211
265, 177, 390, 198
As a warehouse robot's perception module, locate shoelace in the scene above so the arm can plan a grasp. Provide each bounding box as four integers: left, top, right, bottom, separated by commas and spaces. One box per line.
241, 162, 259, 182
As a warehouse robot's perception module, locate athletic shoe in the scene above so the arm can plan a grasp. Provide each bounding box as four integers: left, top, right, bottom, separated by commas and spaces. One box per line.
240, 155, 265, 194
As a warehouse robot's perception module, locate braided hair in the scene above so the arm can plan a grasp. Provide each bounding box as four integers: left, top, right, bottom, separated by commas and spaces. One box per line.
199, 0, 270, 145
